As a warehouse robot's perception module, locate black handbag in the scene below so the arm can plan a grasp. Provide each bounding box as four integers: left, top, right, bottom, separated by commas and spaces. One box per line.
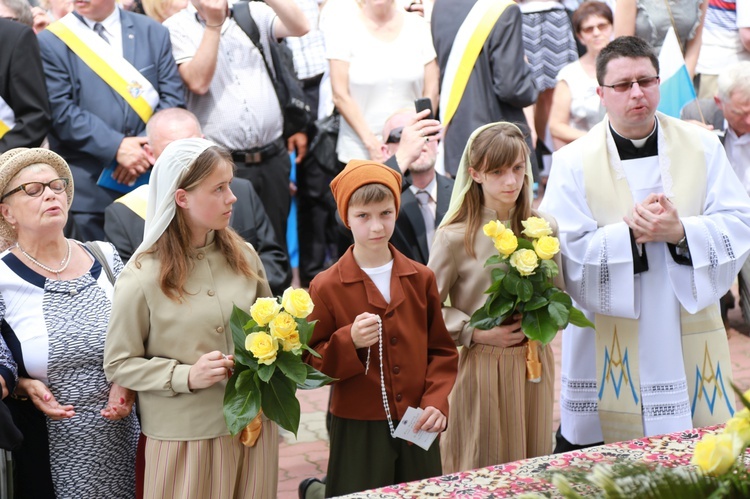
232, 1, 312, 139
306, 111, 341, 177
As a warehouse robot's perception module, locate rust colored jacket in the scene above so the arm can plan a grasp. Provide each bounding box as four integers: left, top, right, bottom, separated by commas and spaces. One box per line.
306, 245, 458, 421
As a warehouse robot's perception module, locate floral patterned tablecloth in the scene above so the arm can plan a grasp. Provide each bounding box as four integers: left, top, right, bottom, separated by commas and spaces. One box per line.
342, 425, 734, 498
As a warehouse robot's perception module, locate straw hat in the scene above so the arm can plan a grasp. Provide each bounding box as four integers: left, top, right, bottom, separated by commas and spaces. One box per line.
0, 148, 74, 241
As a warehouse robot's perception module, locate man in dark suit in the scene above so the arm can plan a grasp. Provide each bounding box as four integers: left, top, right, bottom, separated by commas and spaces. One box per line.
382, 111, 453, 265
0, 18, 51, 153
104, 108, 291, 295
38, 0, 185, 241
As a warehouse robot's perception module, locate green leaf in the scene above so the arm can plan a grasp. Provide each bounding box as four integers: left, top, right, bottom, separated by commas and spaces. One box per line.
521, 309, 559, 345
484, 254, 502, 267
523, 295, 548, 312
488, 297, 516, 320
516, 237, 534, 250
469, 306, 501, 330
548, 291, 573, 308
502, 272, 521, 296
229, 305, 258, 368
484, 279, 503, 295
516, 279, 534, 302
275, 350, 308, 385
223, 366, 261, 435
260, 374, 300, 436
301, 343, 321, 358
548, 301, 570, 328
491, 267, 507, 282
243, 318, 259, 332
257, 362, 276, 382
568, 307, 595, 329
731, 382, 750, 412
298, 365, 336, 390
295, 318, 317, 346
540, 259, 559, 278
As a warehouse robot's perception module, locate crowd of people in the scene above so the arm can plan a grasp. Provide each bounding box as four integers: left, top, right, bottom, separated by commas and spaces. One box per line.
2, 0, 750, 498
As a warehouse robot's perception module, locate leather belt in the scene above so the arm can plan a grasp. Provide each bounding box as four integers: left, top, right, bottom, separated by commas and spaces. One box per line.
231, 138, 285, 165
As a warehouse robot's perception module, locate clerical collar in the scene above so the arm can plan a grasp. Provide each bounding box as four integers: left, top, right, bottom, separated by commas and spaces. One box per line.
610, 121, 658, 160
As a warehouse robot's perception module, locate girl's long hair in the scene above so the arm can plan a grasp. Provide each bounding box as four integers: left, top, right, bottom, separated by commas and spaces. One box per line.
138, 146, 260, 302
447, 123, 532, 257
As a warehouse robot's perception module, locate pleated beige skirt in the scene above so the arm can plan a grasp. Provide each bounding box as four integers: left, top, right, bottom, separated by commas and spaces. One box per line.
143, 418, 278, 499
440, 342, 554, 474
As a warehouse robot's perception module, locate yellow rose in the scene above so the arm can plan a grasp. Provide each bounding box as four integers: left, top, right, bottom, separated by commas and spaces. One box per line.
249, 297, 281, 327
483, 220, 506, 238
509, 249, 539, 276
245, 331, 279, 365
269, 311, 298, 341
521, 216, 552, 239
281, 287, 315, 319
533, 235, 560, 260
494, 229, 518, 256
724, 415, 750, 448
281, 331, 302, 353
691, 433, 739, 476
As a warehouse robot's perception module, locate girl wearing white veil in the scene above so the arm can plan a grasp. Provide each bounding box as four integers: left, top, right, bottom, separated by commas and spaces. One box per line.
104, 139, 278, 498
427, 123, 559, 472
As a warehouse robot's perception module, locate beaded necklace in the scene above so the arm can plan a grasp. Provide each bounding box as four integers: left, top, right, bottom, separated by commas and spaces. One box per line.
16, 239, 72, 279
364, 315, 395, 436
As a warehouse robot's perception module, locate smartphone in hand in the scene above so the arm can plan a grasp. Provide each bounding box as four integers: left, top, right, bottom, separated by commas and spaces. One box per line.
414, 97, 434, 120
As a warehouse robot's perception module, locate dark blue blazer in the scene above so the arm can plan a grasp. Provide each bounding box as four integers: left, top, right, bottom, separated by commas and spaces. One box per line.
38, 10, 185, 212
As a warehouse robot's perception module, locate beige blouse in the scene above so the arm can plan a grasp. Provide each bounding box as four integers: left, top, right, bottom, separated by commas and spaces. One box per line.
104, 234, 271, 440
428, 207, 563, 348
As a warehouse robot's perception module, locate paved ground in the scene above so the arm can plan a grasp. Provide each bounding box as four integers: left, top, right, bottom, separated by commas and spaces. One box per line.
277, 298, 750, 499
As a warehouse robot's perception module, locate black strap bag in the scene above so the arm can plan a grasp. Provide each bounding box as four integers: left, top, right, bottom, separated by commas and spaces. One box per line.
232, 1, 312, 139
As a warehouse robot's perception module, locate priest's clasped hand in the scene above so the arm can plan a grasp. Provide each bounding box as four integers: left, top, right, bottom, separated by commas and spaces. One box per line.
624, 193, 685, 245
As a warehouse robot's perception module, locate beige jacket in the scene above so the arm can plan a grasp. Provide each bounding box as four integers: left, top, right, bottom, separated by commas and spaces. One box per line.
104, 235, 271, 440
428, 207, 563, 348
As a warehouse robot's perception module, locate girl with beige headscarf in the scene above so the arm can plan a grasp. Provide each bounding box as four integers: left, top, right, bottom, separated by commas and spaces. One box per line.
104, 138, 278, 498
427, 122, 561, 473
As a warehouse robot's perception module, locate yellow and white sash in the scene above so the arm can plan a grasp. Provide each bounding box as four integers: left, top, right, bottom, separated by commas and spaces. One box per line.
582, 113, 734, 443
114, 184, 149, 220
47, 13, 159, 124
435, 0, 514, 174
0, 96, 16, 140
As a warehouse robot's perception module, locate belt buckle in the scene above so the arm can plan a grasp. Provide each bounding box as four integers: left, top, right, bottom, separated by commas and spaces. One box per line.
244, 151, 262, 164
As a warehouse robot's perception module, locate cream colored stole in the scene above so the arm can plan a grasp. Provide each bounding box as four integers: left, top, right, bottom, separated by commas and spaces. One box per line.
0, 96, 15, 139
582, 113, 735, 443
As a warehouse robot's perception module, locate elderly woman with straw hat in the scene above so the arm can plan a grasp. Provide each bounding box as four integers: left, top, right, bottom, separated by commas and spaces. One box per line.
0, 148, 139, 497
103, 138, 278, 498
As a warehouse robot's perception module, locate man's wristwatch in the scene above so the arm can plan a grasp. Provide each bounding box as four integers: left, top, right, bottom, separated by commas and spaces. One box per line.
676, 235, 688, 251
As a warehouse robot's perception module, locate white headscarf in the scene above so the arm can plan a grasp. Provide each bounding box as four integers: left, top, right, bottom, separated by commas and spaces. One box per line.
439, 122, 534, 228
130, 138, 216, 261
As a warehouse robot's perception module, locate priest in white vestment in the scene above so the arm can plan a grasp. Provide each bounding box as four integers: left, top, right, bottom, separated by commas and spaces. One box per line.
541, 36, 750, 449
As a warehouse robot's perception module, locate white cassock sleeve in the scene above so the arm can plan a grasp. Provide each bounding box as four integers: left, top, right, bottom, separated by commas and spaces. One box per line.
667, 135, 750, 313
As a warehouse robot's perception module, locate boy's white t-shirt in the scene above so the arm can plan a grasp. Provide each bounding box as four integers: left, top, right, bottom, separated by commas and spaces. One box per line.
361, 260, 394, 304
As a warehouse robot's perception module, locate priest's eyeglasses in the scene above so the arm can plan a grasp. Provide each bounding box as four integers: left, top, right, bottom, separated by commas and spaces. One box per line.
601, 76, 660, 93
1, 178, 69, 201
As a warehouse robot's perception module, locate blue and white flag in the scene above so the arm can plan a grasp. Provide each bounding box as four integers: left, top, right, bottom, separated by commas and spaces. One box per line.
657, 27, 697, 117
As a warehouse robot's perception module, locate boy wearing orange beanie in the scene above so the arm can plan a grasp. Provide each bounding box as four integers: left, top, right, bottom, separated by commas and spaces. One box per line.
305, 160, 458, 497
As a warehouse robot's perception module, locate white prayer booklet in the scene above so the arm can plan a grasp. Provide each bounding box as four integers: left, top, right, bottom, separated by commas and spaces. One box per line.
393, 406, 439, 451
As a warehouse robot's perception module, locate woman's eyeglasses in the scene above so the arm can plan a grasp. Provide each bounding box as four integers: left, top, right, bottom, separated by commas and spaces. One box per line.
600, 76, 660, 93
385, 127, 404, 144
579, 22, 611, 35
1, 178, 69, 201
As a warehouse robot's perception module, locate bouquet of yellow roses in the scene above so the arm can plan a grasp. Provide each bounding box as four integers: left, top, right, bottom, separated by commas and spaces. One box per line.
469, 216, 594, 346
223, 287, 334, 444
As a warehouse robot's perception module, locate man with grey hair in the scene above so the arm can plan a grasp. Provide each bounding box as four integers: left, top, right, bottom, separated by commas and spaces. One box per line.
0, 0, 33, 26
682, 60, 750, 323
